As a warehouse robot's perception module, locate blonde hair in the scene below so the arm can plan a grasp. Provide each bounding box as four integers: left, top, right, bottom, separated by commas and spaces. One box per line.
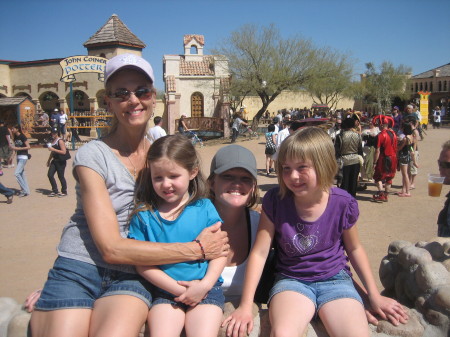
276, 127, 337, 199
134, 134, 207, 215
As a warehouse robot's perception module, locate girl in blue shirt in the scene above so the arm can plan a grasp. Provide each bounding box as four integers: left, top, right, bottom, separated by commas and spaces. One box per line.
128, 134, 226, 337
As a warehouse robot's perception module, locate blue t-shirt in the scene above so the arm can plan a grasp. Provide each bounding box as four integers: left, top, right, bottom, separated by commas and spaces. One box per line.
128, 198, 223, 282
263, 187, 358, 282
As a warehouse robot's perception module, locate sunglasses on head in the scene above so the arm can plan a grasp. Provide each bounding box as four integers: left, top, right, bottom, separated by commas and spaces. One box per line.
109, 87, 152, 102
438, 161, 450, 169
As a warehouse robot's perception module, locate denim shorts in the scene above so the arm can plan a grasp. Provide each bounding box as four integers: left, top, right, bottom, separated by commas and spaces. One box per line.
152, 281, 224, 311
268, 269, 363, 312
34, 257, 153, 311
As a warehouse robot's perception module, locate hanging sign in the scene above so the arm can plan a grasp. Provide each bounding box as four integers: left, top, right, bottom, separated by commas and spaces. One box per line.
418, 91, 431, 125
60, 56, 107, 82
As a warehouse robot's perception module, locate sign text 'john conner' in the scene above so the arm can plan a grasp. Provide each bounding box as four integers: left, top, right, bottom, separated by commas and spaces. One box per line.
60, 56, 107, 82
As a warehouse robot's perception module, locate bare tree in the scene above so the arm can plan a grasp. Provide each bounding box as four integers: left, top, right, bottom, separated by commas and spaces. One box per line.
214, 24, 318, 127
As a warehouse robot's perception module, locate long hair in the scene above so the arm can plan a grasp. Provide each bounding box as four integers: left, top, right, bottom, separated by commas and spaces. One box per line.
134, 134, 208, 214
276, 127, 337, 199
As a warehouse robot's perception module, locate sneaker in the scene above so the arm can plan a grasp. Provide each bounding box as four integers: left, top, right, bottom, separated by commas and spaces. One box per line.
48, 192, 58, 197
269, 168, 274, 173
6, 195, 13, 204
372, 192, 388, 202
58, 193, 67, 198
0, 170, 3, 176
18, 192, 29, 198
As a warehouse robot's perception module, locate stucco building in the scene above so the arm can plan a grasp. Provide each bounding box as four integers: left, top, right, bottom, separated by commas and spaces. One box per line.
163, 35, 231, 135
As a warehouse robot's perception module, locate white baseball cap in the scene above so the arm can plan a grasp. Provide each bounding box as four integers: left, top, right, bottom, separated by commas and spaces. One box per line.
105, 53, 154, 84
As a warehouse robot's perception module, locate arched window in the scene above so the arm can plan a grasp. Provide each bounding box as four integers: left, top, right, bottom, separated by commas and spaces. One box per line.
190, 46, 198, 55
191, 92, 204, 117
100, 53, 106, 58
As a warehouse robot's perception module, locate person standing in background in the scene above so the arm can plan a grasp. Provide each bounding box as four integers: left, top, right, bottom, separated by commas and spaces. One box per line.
50, 108, 60, 130
58, 109, 68, 139
9, 125, 31, 197
147, 116, 166, 143
46, 128, 69, 197
0, 120, 12, 173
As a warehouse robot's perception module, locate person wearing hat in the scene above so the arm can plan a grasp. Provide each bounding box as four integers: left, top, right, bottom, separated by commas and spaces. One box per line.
46, 127, 69, 197
30, 53, 228, 337
392, 106, 402, 134
50, 108, 60, 130
231, 111, 249, 143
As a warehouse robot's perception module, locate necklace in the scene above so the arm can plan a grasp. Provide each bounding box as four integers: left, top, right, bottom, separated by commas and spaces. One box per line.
126, 154, 137, 178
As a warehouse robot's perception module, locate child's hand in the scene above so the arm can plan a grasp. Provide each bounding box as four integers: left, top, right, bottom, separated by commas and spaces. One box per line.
413, 162, 419, 168
368, 294, 409, 326
174, 280, 209, 306
221, 306, 254, 337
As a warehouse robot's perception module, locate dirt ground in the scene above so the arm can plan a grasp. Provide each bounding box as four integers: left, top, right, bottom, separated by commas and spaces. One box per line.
0, 127, 449, 305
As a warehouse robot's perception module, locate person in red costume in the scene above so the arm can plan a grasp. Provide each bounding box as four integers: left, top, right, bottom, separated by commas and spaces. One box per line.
372, 115, 397, 202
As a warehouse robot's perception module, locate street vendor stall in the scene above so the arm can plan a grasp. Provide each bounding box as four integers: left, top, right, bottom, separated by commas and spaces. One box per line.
0, 97, 36, 138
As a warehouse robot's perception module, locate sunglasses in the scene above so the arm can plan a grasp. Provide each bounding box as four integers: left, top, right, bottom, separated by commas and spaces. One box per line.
438, 161, 450, 169
109, 87, 152, 102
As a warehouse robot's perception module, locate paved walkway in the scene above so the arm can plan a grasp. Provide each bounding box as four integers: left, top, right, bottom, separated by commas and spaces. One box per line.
0, 127, 448, 303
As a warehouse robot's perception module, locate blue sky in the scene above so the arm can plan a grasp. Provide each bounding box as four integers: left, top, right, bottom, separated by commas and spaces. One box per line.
1, 0, 449, 90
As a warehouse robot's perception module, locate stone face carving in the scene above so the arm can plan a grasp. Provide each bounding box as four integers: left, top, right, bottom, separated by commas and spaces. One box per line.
380, 237, 450, 336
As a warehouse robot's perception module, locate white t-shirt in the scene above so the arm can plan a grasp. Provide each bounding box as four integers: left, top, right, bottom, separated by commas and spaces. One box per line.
147, 125, 167, 142
221, 210, 260, 302
59, 113, 68, 125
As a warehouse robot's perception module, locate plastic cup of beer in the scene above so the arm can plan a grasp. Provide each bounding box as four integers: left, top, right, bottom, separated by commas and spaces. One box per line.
428, 174, 445, 197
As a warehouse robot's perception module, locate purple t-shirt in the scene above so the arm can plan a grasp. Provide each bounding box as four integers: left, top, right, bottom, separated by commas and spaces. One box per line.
263, 186, 358, 281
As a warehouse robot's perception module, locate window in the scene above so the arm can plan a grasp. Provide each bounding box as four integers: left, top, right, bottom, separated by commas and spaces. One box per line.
190, 46, 198, 55
191, 92, 203, 117
444, 81, 448, 92
438, 81, 442, 91
420, 83, 423, 91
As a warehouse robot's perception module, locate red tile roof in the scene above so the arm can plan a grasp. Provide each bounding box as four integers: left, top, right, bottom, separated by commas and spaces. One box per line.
180, 56, 214, 76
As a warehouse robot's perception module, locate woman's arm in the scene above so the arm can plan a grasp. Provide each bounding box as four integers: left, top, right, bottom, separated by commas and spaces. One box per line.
10, 138, 31, 151
222, 210, 274, 337
343, 225, 408, 325
77, 166, 228, 266
271, 133, 277, 146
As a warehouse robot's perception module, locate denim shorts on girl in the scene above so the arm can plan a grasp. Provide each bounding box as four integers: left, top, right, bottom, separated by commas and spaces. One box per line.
268, 269, 363, 312
151, 281, 224, 311
34, 256, 153, 310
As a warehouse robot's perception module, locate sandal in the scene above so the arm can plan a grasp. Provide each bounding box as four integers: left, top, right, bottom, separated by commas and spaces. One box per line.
397, 193, 411, 197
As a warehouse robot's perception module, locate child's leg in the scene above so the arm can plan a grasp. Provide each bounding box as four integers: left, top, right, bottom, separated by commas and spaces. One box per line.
269, 291, 315, 337
319, 298, 369, 337
148, 304, 185, 337
185, 304, 222, 337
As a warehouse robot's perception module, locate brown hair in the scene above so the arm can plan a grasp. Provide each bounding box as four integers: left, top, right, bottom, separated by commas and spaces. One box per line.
134, 134, 207, 215
276, 127, 337, 199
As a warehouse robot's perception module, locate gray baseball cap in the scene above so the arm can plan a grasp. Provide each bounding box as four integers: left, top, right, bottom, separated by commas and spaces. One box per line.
105, 53, 154, 84
210, 145, 257, 179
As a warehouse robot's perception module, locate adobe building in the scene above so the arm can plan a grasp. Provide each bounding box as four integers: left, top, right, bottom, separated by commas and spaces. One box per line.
0, 14, 150, 138
163, 35, 231, 135
409, 63, 450, 116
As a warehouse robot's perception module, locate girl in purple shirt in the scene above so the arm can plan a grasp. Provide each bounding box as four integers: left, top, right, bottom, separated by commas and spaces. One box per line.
224, 127, 408, 337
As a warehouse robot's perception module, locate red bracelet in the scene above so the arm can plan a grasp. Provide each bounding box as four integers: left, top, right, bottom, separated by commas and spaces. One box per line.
193, 239, 206, 262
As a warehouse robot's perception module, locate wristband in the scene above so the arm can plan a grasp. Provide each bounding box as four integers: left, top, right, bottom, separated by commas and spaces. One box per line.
193, 239, 206, 262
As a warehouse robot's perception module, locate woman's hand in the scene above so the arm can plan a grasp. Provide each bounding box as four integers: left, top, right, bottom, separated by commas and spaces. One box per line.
23, 289, 42, 313
174, 280, 208, 306
196, 222, 229, 260
368, 294, 409, 326
221, 306, 254, 337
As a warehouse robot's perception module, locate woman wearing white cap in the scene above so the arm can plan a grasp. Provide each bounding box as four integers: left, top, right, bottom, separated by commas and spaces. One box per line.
30, 54, 228, 337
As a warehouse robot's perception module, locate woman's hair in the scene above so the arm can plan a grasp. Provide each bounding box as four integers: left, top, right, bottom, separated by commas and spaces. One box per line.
267, 124, 275, 132
402, 123, 413, 136
104, 68, 156, 136
341, 117, 355, 130
135, 134, 207, 213
11, 125, 22, 139
276, 127, 337, 198
207, 172, 259, 209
